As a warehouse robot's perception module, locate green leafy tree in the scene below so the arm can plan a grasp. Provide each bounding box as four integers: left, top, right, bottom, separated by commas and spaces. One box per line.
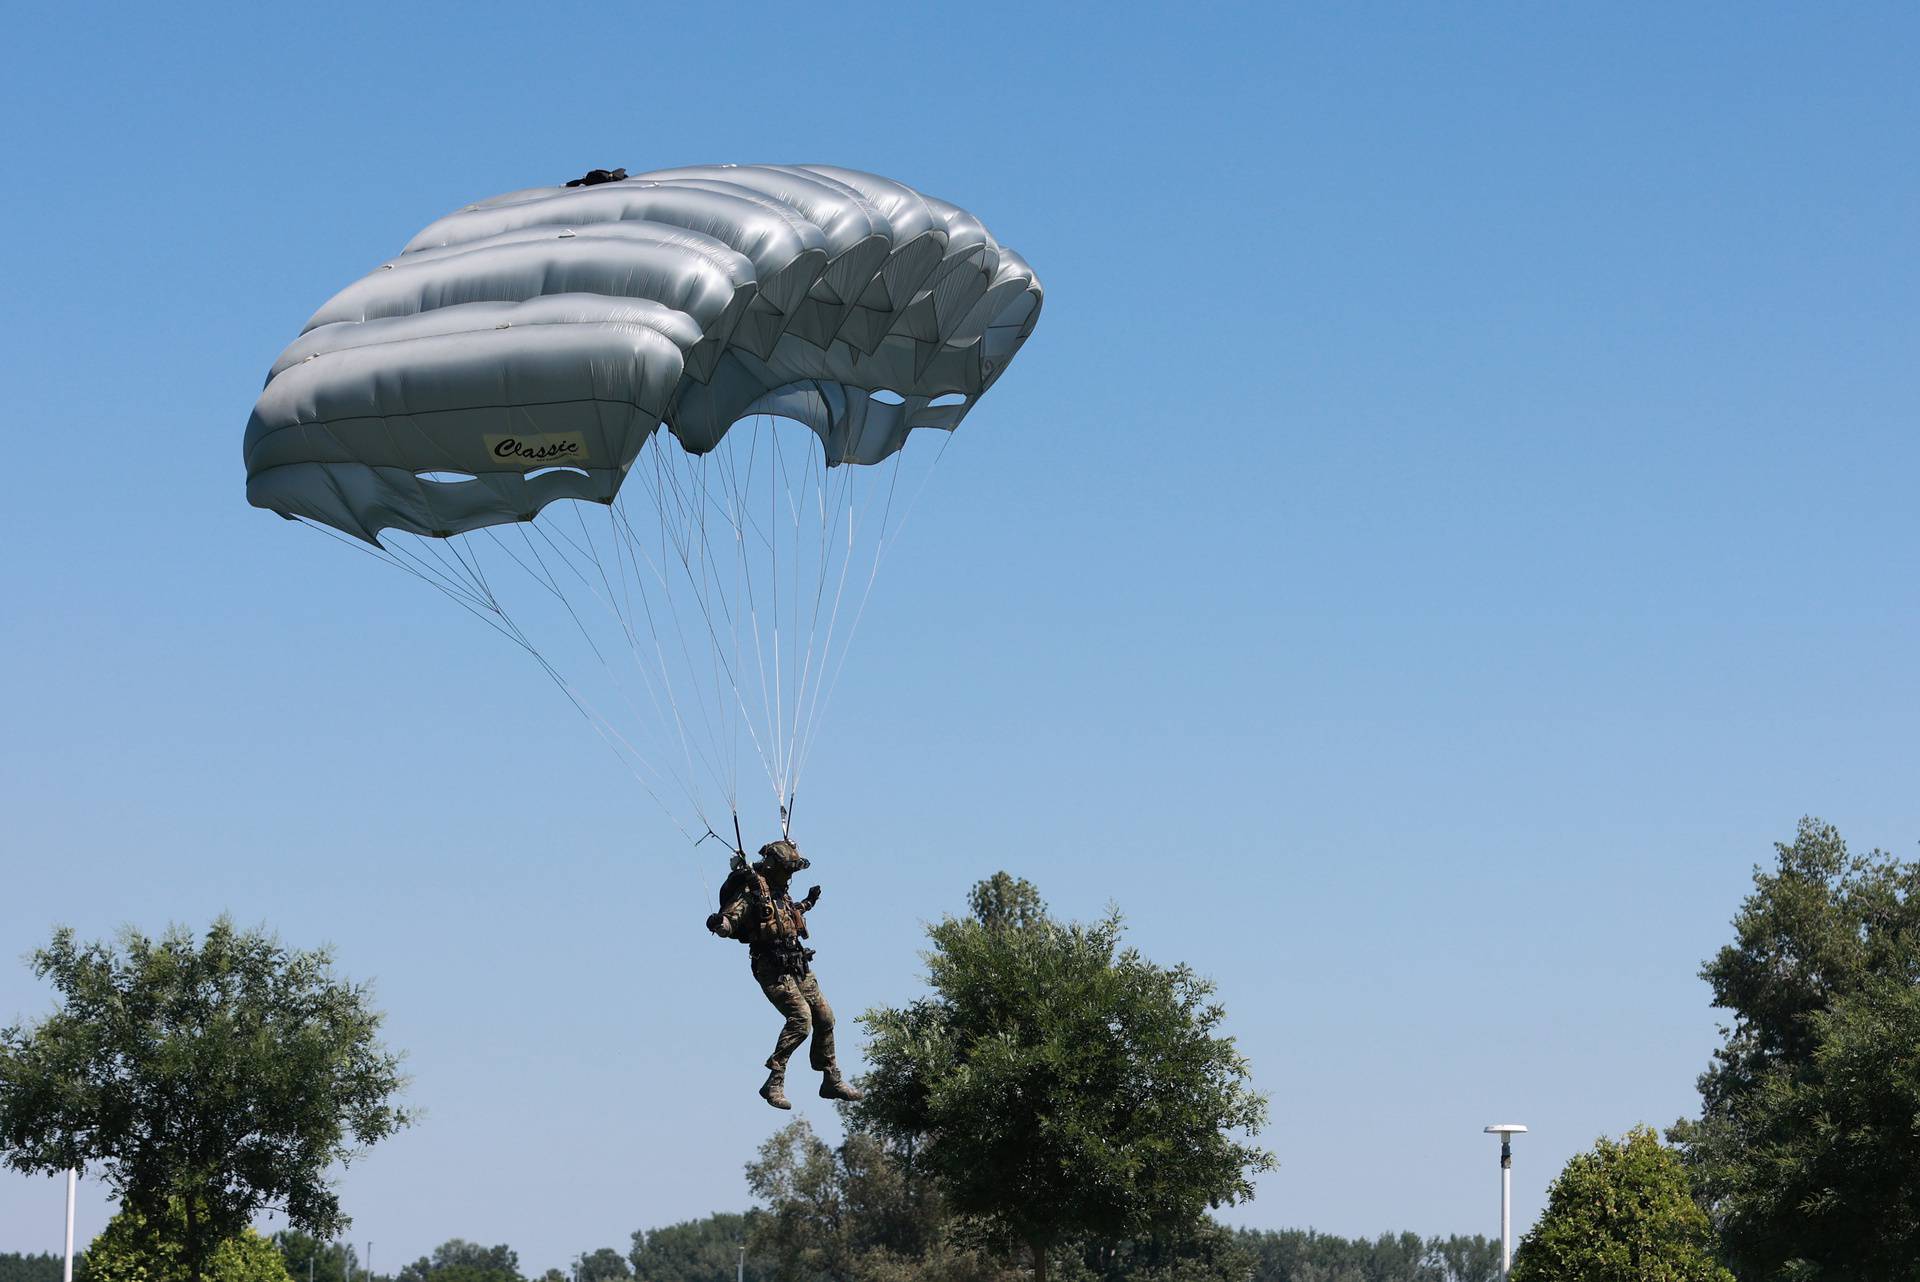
966, 873, 1049, 933
1511, 1127, 1730, 1282
1669, 818, 1920, 1278
0, 1256, 77, 1282
571, 1253, 626, 1282
628, 1214, 759, 1282
394, 1243, 520, 1282
0, 920, 411, 1282
271, 1233, 354, 1282
1232, 1228, 1498, 1281
81, 1203, 294, 1282
744, 1120, 854, 1282
745, 1118, 1026, 1282
854, 874, 1273, 1282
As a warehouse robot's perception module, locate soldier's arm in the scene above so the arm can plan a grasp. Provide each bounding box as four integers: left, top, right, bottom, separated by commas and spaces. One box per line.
707, 891, 754, 938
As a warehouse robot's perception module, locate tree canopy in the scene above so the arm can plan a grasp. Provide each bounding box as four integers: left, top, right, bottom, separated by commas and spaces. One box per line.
1669, 818, 1920, 1278
1510, 1126, 1730, 1282
0, 919, 411, 1282
852, 874, 1273, 1282
628, 1214, 759, 1282
269, 1235, 354, 1282
82, 1203, 294, 1282
395, 1242, 520, 1282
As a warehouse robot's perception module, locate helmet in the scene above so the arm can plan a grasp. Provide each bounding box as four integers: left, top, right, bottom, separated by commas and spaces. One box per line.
757, 839, 810, 874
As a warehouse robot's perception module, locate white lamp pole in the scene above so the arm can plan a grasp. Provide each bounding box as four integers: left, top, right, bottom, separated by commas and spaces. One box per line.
63, 1170, 77, 1282
1484, 1124, 1527, 1278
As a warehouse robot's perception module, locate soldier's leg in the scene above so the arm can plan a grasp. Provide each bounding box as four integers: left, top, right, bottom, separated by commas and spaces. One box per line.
757, 974, 811, 1108
804, 975, 864, 1102
801, 974, 836, 1072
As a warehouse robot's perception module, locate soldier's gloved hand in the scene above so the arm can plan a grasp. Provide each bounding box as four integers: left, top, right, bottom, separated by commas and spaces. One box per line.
706, 912, 731, 936
804, 885, 822, 908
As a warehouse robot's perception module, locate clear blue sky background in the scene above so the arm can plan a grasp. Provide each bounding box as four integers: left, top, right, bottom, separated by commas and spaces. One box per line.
3, 0, 1916, 1267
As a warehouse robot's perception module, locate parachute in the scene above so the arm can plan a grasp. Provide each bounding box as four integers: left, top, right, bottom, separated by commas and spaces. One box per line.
245, 164, 1043, 842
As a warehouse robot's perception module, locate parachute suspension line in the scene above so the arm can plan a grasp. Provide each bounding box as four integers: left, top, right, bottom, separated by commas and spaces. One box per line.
702, 418, 791, 823
459, 525, 710, 840
634, 442, 738, 799
692, 450, 739, 815
293, 514, 704, 843
789, 429, 955, 798
768, 421, 785, 814
482, 519, 712, 832
787, 448, 861, 806
633, 435, 769, 803
607, 492, 753, 825
792, 430, 860, 800
714, 420, 786, 817
593, 494, 722, 817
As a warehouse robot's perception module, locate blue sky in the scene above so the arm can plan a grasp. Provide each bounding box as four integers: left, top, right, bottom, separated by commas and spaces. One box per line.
3, 0, 1917, 1267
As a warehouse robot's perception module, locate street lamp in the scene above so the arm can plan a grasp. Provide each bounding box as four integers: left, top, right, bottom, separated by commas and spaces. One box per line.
62, 1170, 77, 1282
1484, 1124, 1527, 1278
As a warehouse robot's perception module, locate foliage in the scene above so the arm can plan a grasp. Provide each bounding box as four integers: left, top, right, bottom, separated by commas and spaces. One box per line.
744, 1118, 1049, 1282
80, 1203, 293, 1282
270, 1234, 354, 1282
1669, 818, 1920, 1279
1233, 1230, 1500, 1281
1509, 1127, 1731, 1282
394, 1243, 520, 1282
966, 873, 1049, 933
571, 1253, 626, 1282
628, 1214, 759, 1282
740, 1118, 1492, 1282
0, 919, 411, 1282
853, 873, 1273, 1280
0, 1256, 77, 1282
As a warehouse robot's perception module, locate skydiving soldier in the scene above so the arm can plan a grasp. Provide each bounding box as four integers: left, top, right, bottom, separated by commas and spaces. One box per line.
706, 839, 864, 1109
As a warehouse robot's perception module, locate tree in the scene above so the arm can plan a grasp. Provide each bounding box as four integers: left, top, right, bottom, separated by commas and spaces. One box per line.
572, 1252, 627, 1282
745, 1118, 1027, 1282
966, 873, 1048, 933
0, 1257, 77, 1282
82, 1203, 295, 1282
1511, 1127, 1729, 1282
854, 874, 1274, 1282
1669, 818, 1920, 1278
394, 1243, 521, 1282
1232, 1228, 1498, 1281
0, 919, 412, 1282
629, 1214, 759, 1282
272, 1233, 354, 1282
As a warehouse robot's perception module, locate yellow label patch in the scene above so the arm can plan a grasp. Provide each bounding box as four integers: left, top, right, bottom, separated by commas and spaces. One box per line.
483, 432, 590, 468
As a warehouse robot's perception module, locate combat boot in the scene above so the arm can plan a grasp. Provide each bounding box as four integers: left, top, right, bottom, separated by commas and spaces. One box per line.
759, 1068, 792, 1110
819, 1069, 864, 1102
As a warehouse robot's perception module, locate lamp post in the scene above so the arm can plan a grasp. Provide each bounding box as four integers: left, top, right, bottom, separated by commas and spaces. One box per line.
62, 1170, 76, 1282
1484, 1124, 1527, 1278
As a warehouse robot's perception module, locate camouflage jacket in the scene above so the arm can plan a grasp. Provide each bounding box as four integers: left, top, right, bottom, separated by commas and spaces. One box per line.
716, 870, 814, 978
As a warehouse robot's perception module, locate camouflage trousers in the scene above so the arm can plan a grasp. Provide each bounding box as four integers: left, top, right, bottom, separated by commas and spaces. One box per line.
758, 970, 837, 1074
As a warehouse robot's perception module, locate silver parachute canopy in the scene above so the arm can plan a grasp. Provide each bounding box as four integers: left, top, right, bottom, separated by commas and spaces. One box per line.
245, 164, 1042, 544
245, 165, 1042, 840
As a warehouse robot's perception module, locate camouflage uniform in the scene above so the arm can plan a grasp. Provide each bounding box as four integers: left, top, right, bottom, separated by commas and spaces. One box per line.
707, 840, 861, 1109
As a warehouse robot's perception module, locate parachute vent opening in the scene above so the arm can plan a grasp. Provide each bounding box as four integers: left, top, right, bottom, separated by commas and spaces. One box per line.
525, 465, 591, 480
927, 393, 968, 408
416, 470, 478, 484
868, 389, 906, 406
